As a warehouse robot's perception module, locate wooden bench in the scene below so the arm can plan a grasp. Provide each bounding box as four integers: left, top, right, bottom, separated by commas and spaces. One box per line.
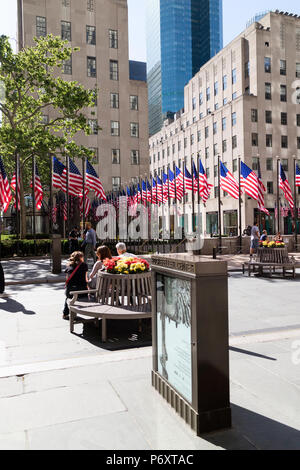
69, 271, 152, 342
242, 261, 296, 278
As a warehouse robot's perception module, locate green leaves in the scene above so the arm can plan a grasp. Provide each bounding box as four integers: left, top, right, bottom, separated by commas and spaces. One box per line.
0, 34, 97, 190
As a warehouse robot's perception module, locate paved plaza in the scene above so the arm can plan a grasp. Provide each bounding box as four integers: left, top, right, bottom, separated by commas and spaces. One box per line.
0, 262, 299, 450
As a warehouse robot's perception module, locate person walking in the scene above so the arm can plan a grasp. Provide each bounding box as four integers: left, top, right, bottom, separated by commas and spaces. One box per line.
82, 222, 97, 264
250, 221, 260, 260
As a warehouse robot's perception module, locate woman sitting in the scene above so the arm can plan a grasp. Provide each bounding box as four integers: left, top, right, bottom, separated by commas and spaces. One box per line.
88, 246, 112, 289
275, 232, 284, 243
63, 251, 88, 320
260, 230, 268, 242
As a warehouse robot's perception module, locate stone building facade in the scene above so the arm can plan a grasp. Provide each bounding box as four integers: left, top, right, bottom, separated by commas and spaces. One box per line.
150, 11, 300, 236
17, 0, 149, 193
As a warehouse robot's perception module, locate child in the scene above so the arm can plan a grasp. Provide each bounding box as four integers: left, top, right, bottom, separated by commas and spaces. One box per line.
63, 251, 88, 320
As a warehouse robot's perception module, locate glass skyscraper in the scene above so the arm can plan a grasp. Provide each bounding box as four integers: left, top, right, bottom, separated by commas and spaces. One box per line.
146, 0, 223, 136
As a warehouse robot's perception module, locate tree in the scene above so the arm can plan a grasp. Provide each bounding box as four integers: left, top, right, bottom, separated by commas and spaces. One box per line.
0, 34, 97, 237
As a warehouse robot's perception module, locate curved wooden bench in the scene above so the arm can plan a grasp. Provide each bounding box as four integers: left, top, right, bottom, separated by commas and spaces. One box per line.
69, 271, 152, 342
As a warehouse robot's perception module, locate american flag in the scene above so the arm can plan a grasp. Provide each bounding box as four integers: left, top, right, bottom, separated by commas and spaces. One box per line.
142, 180, 147, 203
11, 173, 21, 210
0, 156, 12, 213
184, 167, 193, 192
175, 167, 184, 200
80, 189, 91, 218
156, 176, 163, 203
279, 164, 294, 209
61, 158, 83, 196
151, 179, 157, 204
240, 161, 259, 201
257, 162, 270, 215
198, 159, 213, 204
220, 162, 240, 199
296, 163, 300, 187
147, 180, 152, 203
162, 173, 170, 202
30, 164, 43, 210
52, 157, 66, 191
192, 162, 198, 194
168, 169, 176, 198
86, 160, 106, 201
137, 183, 142, 203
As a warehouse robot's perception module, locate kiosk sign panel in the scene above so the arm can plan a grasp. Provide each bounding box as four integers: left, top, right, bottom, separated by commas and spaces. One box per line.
156, 274, 192, 404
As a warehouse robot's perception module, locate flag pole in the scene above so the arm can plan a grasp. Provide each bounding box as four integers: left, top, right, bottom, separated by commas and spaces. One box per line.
15, 152, 19, 240
197, 156, 200, 236
218, 155, 222, 254
82, 157, 86, 229
49, 155, 53, 236
32, 155, 37, 255
183, 160, 186, 239
238, 156, 242, 254
294, 156, 298, 250
191, 157, 195, 233
277, 157, 280, 235
66, 156, 69, 239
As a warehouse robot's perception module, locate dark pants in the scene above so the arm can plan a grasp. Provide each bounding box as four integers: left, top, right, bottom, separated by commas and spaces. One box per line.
84, 243, 96, 263
0, 263, 4, 294
69, 239, 79, 254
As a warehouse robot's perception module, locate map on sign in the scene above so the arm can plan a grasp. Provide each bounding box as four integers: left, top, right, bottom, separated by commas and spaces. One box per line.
156, 274, 192, 404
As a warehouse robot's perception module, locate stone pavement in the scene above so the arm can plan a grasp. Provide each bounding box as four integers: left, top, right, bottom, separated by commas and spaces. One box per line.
0, 274, 299, 450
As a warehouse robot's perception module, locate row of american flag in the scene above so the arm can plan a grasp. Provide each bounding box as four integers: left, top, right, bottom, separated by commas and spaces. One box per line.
1, 154, 300, 217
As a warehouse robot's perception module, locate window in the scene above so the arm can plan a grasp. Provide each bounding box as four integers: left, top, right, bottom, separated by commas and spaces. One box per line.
280, 59, 286, 75
130, 122, 139, 138
223, 75, 227, 90
297, 137, 300, 150
223, 98, 228, 106
232, 135, 237, 149
199, 92, 203, 105
214, 81, 218, 96
88, 119, 98, 135
265, 83, 271, 100
214, 104, 219, 111
36, 16, 46, 37
131, 150, 140, 165
232, 112, 237, 126
222, 117, 226, 131
197, 130, 201, 142
206, 168, 210, 178
266, 110, 272, 124
111, 121, 120, 136
87, 56, 96, 77
245, 61, 250, 78
264, 57, 271, 73
112, 177, 121, 192
110, 60, 119, 80
61, 21, 71, 41
112, 149, 120, 164
214, 143, 218, 156
252, 157, 259, 171
251, 109, 258, 123
280, 85, 287, 102
267, 182, 273, 194
172, 144, 175, 154
266, 134, 273, 147
252, 133, 258, 146
90, 148, 98, 164
281, 112, 287, 125
206, 87, 211, 101
191, 134, 194, 145
222, 140, 227, 153
86, 25, 96, 45
297, 114, 300, 126
130, 95, 138, 110
213, 122, 217, 135
232, 92, 237, 100
233, 159, 238, 172
205, 126, 209, 138
205, 147, 209, 159
214, 187, 219, 198
110, 93, 119, 109
282, 159, 288, 171
63, 57, 72, 75
296, 63, 300, 78
214, 165, 218, 177
109, 30, 118, 49
266, 158, 273, 171
62, 0, 70, 6
281, 136, 288, 148
87, 0, 95, 11
232, 68, 237, 84
184, 137, 187, 148
192, 97, 196, 110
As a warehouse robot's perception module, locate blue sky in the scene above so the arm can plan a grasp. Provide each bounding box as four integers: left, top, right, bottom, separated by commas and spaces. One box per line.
1, 1, 300, 59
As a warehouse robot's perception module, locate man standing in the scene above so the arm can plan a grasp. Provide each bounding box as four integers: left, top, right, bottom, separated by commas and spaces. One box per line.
82, 222, 97, 264
250, 221, 260, 260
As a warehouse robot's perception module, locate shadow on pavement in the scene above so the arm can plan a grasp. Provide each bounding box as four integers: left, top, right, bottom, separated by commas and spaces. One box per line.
203, 404, 300, 450
0, 298, 36, 315
229, 346, 277, 361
